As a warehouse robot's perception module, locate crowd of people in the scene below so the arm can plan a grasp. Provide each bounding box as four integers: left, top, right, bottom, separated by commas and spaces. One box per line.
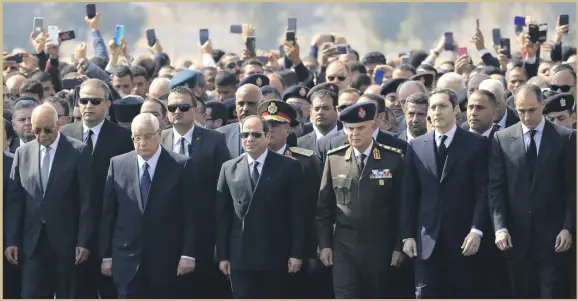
2, 6, 577, 300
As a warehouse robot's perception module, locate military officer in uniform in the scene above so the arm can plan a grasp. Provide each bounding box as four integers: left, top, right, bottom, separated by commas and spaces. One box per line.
543, 92, 575, 129
317, 102, 405, 298
257, 100, 323, 297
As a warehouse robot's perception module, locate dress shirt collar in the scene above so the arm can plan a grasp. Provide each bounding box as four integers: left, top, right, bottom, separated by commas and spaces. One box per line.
496, 109, 508, 129
276, 145, 287, 155
83, 119, 105, 137
137, 145, 162, 172
352, 141, 374, 159
434, 124, 457, 145
173, 125, 195, 144
41, 132, 60, 152
521, 117, 545, 135
247, 149, 268, 166
312, 123, 338, 140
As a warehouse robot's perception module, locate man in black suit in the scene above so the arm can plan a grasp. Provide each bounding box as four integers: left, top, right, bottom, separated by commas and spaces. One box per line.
217, 83, 263, 157
297, 83, 341, 151
478, 79, 519, 130
160, 86, 231, 298
5, 104, 93, 298
401, 88, 489, 298
216, 115, 305, 298
59, 78, 133, 298
488, 84, 576, 298
396, 92, 429, 142
9, 99, 38, 152
99, 113, 198, 298
3, 121, 20, 299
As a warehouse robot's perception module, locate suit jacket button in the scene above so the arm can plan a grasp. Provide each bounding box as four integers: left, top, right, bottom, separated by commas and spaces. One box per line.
528, 210, 532, 214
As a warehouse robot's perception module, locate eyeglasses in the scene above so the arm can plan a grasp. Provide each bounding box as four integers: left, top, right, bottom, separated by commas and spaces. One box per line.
327, 76, 347, 82
33, 127, 55, 135
131, 132, 157, 142
241, 131, 265, 139
550, 85, 574, 93
337, 104, 350, 111
167, 104, 192, 113
78, 98, 104, 105
226, 60, 243, 69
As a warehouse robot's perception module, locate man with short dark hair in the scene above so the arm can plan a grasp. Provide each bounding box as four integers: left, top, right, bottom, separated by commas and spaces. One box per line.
112, 66, 134, 97
130, 65, 150, 98
240, 59, 264, 81
30, 71, 55, 100
11, 99, 38, 150
141, 97, 168, 130
19, 79, 44, 103
44, 96, 70, 127
205, 101, 228, 130
298, 83, 341, 151
467, 89, 499, 137
397, 92, 428, 141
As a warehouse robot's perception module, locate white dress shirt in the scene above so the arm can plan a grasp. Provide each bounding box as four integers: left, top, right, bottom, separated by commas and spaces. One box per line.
276, 145, 287, 155
495, 109, 508, 131
313, 123, 338, 140
352, 141, 373, 166
406, 130, 416, 142
247, 149, 268, 176
40, 132, 61, 177
435, 125, 483, 237
83, 120, 104, 147
19, 138, 27, 147
469, 127, 493, 138
172, 126, 195, 156
521, 117, 545, 155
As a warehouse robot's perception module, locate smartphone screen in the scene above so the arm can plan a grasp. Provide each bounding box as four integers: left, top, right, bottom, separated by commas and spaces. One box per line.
86, 4, 96, 19
500, 38, 511, 58
514, 16, 526, 26
335, 44, 348, 55
230, 25, 242, 34
492, 29, 501, 46
374, 69, 385, 85
199, 29, 209, 45
246, 37, 256, 57
145, 29, 156, 47
538, 23, 548, 43
58, 30, 76, 42
288, 18, 297, 32
528, 24, 539, 43
62, 78, 83, 90
559, 14, 569, 33
286, 31, 296, 44
114, 25, 125, 46
444, 32, 454, 51
33, 17, 43, 36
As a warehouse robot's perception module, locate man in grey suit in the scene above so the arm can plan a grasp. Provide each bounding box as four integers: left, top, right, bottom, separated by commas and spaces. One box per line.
217, 84, 263, 158
100, 113, 198, 298
5, 104, 93, 298
160, 86, 231, 297
488, 84, 576, 298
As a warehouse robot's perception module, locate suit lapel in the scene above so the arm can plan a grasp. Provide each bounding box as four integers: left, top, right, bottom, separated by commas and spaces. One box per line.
235, 155, 253, 218
421, 133, 439, 179
144, 149, 171, 212
130, 153, 145, 213
440, 128, 462, 183
44, 137, 69, 195
161, 130, 174, 152
92, 120, 110, 154
344, 146, 360, 179
510, 124, 529, 185
532, 122, 555, 188
252, 152, 274, 199
31, 141, 42, 193
69, 121, 84, 142
189, 126, 204, 159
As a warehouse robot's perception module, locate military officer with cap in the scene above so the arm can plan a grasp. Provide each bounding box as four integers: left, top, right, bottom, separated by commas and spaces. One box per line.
112, 96, 144, 129
239, 74, 270, 88
317, 102, 405, 298
283, 85, 311, 122
543, 92, 575, 129
170, 69, 199, 91
258, 100, 322, 297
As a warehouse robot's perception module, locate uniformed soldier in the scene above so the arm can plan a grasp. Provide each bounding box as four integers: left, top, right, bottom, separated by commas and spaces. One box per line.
543, 92, 575, 129
240, 74, 270, 88
257, 100, 324, 298
317, 102, 405, 298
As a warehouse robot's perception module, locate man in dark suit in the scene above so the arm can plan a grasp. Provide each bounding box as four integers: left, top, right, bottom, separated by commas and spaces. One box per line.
160, 86, 231, 298
59, 78, 133, 298
9, 99, 38, 152
317, 102, 405, 298
297, 83, 341, 151
5, 104, 93, 298
462, 79, 519, 131
396, 92, 429, 143
488, 84, 576, 298
400, 88, 489, 298
216, 115, 305, 298
100, 113, 198, 298
217, 83, 263, 157
3, 122, 20, 299
257, 100, 323, 298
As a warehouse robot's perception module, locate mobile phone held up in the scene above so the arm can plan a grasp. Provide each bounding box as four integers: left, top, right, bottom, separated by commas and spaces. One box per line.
373, 69, 385, 85
500, 38, 511, 58
457, 47, 468, 57
492, 29, 501, 46
32, 17, 43, 37
285, 31, 296, 46
199, 29, 209, 46
559, 14, 569, 33
145, 28, 157, 47
114, 25, 125, 46
444, 32, 454, 51
86, 4, 96, 19
514, 16, 525, 36
246, 36, 256, 58
230, 25, 242, 34
47, 25, 59, 46
288, 18, 297, 33
58, 30, 76, 42
334, 44, 349, 55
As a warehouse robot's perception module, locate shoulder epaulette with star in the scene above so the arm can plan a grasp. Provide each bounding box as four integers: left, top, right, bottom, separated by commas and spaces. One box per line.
327, 144, 350, 155
289, 147, 314, 157
377, 143, 404, 158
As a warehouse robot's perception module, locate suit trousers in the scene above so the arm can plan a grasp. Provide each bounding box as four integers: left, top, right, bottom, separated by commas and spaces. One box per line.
176, 259, 232, 298
506, 253, 568, 298
230, 269, 288, 298
21, 226, 77, 298
116, 263, 179, 299
332, 248, 391, 298
3, 256, 22, 298
75, 254, 117, 298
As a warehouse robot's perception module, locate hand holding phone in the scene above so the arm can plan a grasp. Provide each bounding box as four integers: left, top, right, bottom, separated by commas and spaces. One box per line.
114, 25, 125, 46
444, 32, 454, 51
86, 4, 96, 19
145, 29, 157, 47
374, 69, 385, 85
199, 29, 209, 46
559, 14, 569, 34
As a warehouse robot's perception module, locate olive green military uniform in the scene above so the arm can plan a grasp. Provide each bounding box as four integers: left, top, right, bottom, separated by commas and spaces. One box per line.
317, 140, 404, 298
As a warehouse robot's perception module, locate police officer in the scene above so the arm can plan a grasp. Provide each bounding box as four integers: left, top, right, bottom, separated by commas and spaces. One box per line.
317, 102, 405, 298
543, 92, 575, 129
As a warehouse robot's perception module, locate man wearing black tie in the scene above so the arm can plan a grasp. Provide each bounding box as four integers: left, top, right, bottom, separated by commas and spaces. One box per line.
478, 79, 519, 130
401, 88, 489, 298
488, 84, 576, 298
160, 86, 231, 297
216, 115, 305, 298
100, 113, 198, 298
5, 105, 93, 298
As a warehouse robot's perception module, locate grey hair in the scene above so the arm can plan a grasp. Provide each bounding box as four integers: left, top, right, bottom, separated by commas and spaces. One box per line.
80, 78, 111, 101
12, 99, 39, 119
437, 72, 466, 93
132, 113, 160, 132
479, 79, 506, 102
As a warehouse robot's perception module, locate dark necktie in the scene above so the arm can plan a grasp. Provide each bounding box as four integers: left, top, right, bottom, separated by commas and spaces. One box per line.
86, 130, 94, 154
493, 123, 501, 131
179, 137, 186, 155
140, 162, 152, 209
526, 130, 537, 180
250, 161, 260, 188
438, 135, 448, 159
358, 154, 367, 172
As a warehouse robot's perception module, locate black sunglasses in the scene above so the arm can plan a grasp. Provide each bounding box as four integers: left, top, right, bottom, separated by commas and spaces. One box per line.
226, 60, 243, 69
550, 85, 573, 93
167, 104, 192, 113
78, 98, 104, 105
241, 131, 265, 139
328, 76, 347, 81
337, 104, 350, 111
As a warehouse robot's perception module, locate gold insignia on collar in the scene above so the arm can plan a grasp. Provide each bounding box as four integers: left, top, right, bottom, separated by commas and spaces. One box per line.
256, 77, 263, 87
561, 98, 566, 107
299, 87, 306, 97
284, 149, 292, 157
345, 147, 352, 161
267, 102, 278, 114
373, 148, 381, 160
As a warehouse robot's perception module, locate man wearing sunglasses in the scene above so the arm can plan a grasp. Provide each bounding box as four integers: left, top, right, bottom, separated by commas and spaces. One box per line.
325, 60, 352, 91
5, 104, 93, 298
216, 115, 305, 298
59, 78, 133, 299
160, 86, 231, 298
550, 67, 576, 100
543, 92, 575, 129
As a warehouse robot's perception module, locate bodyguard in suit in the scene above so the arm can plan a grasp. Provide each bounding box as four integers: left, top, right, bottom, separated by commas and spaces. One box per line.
217, 83, 263, 157
488, 84, 576, 298
396, 92, 429, 143
5, 105, 93, 298
401, 88, 489, 298
216, 115, 305, 298
317, 102, 405, 298
297, 83, 341, 151
160, 86, 231, 298
59, 78, 133, 298
3, 122, 20, 299
99, 113, 198, 298
257, 100, 323, 298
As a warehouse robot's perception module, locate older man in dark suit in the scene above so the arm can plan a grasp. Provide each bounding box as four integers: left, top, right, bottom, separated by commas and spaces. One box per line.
216, 115, 305, 298
2, 121, 19, 299
5, 104, 93, 298
100, 113, 199, 298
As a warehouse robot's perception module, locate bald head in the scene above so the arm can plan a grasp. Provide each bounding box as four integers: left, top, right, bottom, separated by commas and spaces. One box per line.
467, 74, 491, 97
437, 72, 466, 94
6, 74, 26, 95
364, 84, 382, 95
148, 78, 170, 99
398, 80, 427, 102
32, 104, 58, 125
31, 104, 59, 146
235, 84, 263, 121
479, 79, 506, 102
